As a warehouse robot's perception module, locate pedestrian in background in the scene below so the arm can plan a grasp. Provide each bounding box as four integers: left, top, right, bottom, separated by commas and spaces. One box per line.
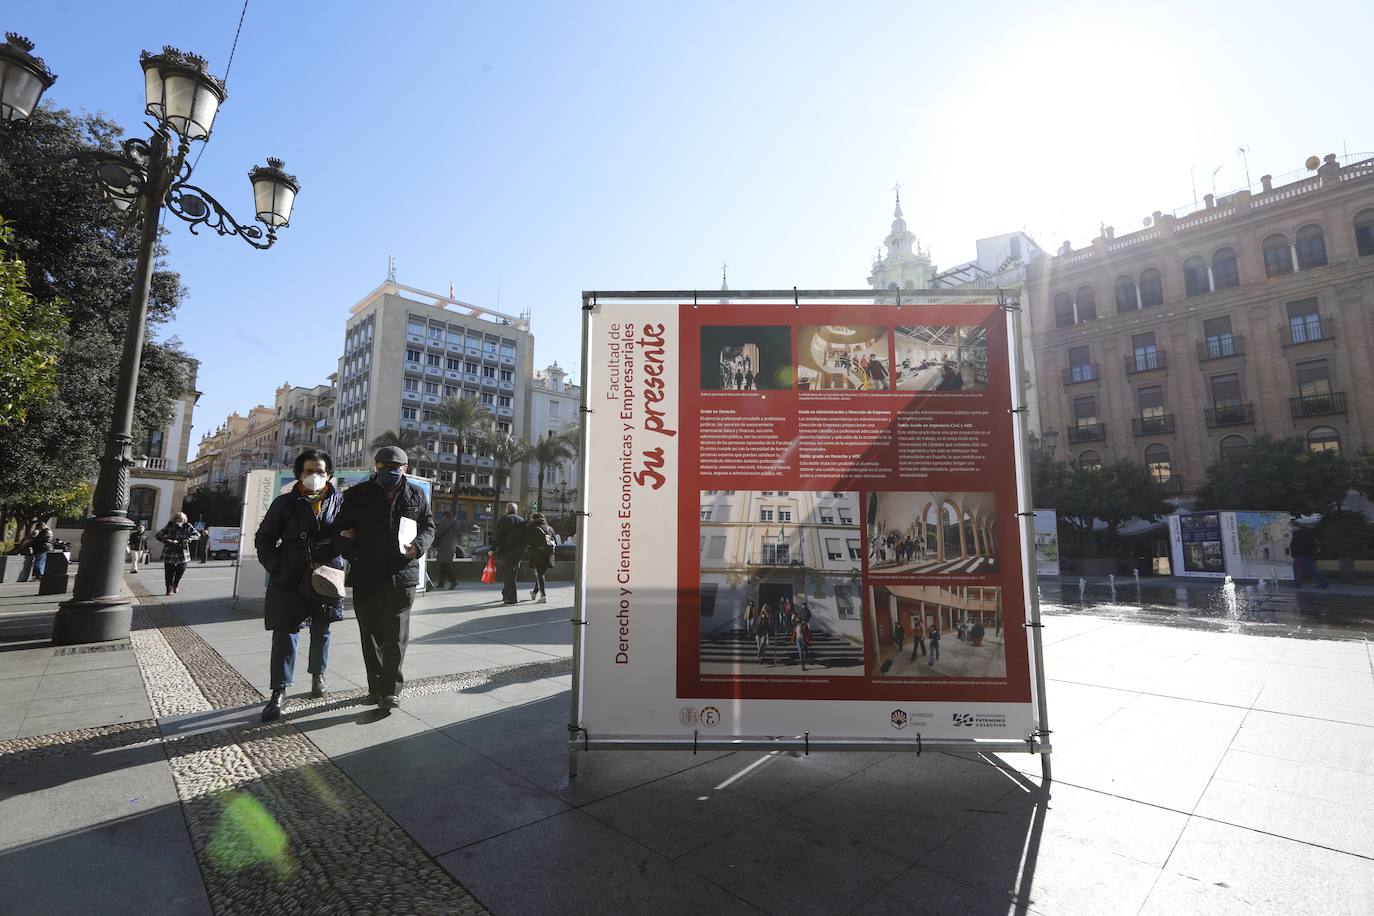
525, 511, 555, 604
1289, 519, 1330, 589
27, 521, 53, 582
156, 513, 199, 596
128, 524, 148, 574
928, 624, 941, 666
910, 618, 926, 660
432, 511, 462, 590
493, 502, 526, 604
334, 446, 435, 710
893, 618, 905, 654
254, 450, 346, 722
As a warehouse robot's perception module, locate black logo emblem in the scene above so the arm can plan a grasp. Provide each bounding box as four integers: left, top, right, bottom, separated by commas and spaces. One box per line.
890, 709, 909, 729
952, 713, 974, 727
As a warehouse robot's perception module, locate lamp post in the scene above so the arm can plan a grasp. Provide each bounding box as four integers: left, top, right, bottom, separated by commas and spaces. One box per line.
1, 35, 300, 643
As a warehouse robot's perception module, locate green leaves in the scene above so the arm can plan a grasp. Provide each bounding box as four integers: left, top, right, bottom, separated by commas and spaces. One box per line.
1195, 435, 1349, 516
0, 218, 66, 426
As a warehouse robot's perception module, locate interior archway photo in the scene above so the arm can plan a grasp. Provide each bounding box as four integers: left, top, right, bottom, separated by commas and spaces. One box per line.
699, 326, 794, 391
866, 490, 999, 575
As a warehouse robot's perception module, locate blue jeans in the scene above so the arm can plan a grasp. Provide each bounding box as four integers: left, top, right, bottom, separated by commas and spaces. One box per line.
929, 641, 940, 664
32, 552, 47, 579
1292, 557, 1329, 588
270, 622, 332, 690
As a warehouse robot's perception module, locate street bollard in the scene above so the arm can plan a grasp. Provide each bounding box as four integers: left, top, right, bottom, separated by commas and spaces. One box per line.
38, 552, 71, 596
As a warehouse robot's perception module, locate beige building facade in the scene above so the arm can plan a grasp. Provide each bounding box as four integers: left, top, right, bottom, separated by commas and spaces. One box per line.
127, 358, 201, 537
1027, 152, 1374, 496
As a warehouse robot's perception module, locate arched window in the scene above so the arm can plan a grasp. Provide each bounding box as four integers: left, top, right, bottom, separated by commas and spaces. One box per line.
1183, 256, 1210, 297
1138, 269, 1164, 307
1263, 234, 1293, 277
1219, 434, 1249, 460
1212, 247, 1240, 289
1075, 286, 1098, 322
1115, 275, 1138, 312
1077, 450, 1102, 470
1144, 444, 1172, 482
1296, 224, 1328, 269
887, 282, 899, 291
1054, 292, 1075, 328
903, 279, 915, 289
1356, 209, 1374, 257
129, 487, 157, 529
1307, 426, 1341, 453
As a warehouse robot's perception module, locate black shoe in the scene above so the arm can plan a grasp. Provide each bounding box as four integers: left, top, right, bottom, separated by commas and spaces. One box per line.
311, 674, 327, 698
380, 695, 400, 710
364, 693, 380, 706
261, 689, 284, 722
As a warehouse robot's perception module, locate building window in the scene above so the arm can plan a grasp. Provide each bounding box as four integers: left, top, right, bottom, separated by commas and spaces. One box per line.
1296, 225, 1327, 269
1073, 395, 1097, 428
1137, 384, 1165, 419
706, 536, 726, 560
1285, 298, 1323, 344
1202, 316, 1235, 358
1355, 210, 1374, 257
403, 378, 419, 391
1263, 234, 1293, 277
481, 393, 494, 405
847, 539, 862, 560
1219, 434, 1248, 460
819, 509, 834, 524
1077, 450, 1102, 470
838, 509, 854, 525
1183, 256, 1210, 297
778, 508, 792, 522
1144, 443, 1172, 482
1115, 276, 1137, 312
759, 507, 774, 522
1054, 292, 1074, 328
1307, 426, 1341, 454
760, 536, 788, 564
482, 366, 496, 378
1138, 269, 1164, 307
424, 381, 440, 395
1075, 286, 1097, 322
1129, 333, 1159, 372
142, 428, 164, 459
1210, 373, 1242, 409
444, 385, 458, 398
825, 537, 842, 560
128, 487, 157, 527
1212, 247, 1239, 289
402, 407, 417, 420
465, 362, 478, 374
1068, 345, 1094, 382
700, 507, 712, 521
496, 421, 511, 435
446, 357, 461, 371
1295, 359, 1331, 398
406, 320, 425, 336
426, 353, 441, 367
500, 369, 513, 382
428, 325, 443, 341
405, 348, 422, 363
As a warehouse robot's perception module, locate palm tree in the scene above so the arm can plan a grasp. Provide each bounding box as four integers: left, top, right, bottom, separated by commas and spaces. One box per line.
482, 429, 533, 535
529, 429, 577, 513
370, 429, 432, 478
435, 395, 493, 511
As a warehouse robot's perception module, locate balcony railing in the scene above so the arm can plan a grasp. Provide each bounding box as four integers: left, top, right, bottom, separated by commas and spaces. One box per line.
1061, 364, 1099, 385
1067, 423, 1106, 444
1125, 351, 1168, 374
1153, 475, 1184, 495
1197, 335, 1244, 361
1132, 414, 1175, 436
1279, 318, 1336, 347
135, 457, 170, 471
1290, 391, 1347, 418
1204, 403, 1255, 427
748, 550, 797, 567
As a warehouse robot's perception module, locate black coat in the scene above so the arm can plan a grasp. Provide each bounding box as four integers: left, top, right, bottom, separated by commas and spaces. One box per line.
255, 485, 346, 631
334, 476, 435, 593
493, 511, 526, 561
526, 521, 556, 572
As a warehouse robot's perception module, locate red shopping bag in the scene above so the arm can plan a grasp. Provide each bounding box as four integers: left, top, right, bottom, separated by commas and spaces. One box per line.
481, 555, 497, 584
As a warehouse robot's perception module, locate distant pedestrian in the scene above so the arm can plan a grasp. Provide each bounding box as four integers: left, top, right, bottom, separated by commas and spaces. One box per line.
893, 619, 905, 654
525, 511, 556, 603
128, 524, 148, 574
27, 521, 54, 582
254, 450, 346, 722
493, 502, 527, 604
743, 599, 757, 633
334, 446, 435, 710
793, 618, 811, 670
433, 511, 462, 590
928, 625, 941, 665
156, 513, 199, 595
910, 620, 926, 659
755, 602, 775, 664
1289, 520, 1330, 589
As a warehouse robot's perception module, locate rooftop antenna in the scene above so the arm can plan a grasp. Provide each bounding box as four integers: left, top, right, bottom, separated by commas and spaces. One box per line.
386, 255, 397, 283
1190, 164, 1198, 207
1237, 146, 1252, 190
1210, 164, 1223, 197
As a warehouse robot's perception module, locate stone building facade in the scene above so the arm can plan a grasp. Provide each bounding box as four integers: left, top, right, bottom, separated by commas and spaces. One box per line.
1027, 152, 1374, 496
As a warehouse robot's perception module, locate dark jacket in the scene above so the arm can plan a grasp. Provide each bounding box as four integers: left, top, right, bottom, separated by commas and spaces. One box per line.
1290, 526, 1318, 558
333, 476, 435, 593
128, 530, 149, 551
525, 520, 556, 571
156, 522, 199, 565
256, 484, 346, 631
29, 528, 54, 555
493, 511, 526, 561
434, 518, 463, 562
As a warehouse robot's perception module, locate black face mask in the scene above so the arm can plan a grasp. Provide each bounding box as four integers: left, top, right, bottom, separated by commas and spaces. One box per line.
376, 468, 403, 488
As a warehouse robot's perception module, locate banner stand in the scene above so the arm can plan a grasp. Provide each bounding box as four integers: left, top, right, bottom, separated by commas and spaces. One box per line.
568, 289, 1053, 780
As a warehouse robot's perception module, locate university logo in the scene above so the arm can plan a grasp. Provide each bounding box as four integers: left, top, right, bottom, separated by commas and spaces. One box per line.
700, 706, 721, 728
679, 706, 699, 727
890, 709, 909, 729
952, 713, 974, 727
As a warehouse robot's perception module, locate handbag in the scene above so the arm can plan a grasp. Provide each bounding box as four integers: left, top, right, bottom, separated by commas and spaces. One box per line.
481, 555, 497, 584
311, 563, 346, 599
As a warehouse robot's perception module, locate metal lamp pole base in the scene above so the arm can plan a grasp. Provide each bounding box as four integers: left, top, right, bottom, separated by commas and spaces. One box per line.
51, 512, 135, 643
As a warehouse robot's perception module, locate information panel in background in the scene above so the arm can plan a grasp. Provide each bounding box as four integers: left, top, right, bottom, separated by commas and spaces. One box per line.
579, 302, 1037, 741
234, 469, 431, 602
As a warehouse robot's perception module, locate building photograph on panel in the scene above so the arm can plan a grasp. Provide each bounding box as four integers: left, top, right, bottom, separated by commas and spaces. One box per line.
795, 325, 890, 391
892, 325, 989, 392
697, 490, 866, 676
868, 584, 1006, 679
699, 325, 793, 391
866, 490, 1000, 575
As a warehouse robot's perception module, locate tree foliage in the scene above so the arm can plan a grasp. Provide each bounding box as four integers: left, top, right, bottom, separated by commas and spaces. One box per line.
182, 484, 243, 527
529, 429, 577, 511
0, 106, 190, 522
1195, 435, 1349, 515
0, 217, 66, 426
1030, 452, 1171, 546
369, 429, 431, 469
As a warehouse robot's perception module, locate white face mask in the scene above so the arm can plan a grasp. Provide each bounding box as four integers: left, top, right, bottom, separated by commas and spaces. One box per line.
301, 472, 328, 493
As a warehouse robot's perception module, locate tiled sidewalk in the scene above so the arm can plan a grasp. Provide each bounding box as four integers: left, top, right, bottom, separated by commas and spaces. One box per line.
2, 569, 1373, 914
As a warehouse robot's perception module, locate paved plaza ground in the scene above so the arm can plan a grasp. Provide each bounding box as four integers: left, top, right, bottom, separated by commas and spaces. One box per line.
1, 564, 1372, 914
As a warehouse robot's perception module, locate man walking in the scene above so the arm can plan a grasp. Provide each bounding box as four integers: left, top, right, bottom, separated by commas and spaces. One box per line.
433, 511, 462, 590
335, 446, 435, 710
28, 521, 53, 582
493, 502, 526, 604
128, 524, 149, 574
1289, 519, 1330, 589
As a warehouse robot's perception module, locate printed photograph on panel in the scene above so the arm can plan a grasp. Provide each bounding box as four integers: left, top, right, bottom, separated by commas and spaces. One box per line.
698, 490, 866, 676
868, 584, 1006, 678
867, 491, 1000, 575
796, 325, 890, 391
892, 325, 988, 392
700, 326, 793, 391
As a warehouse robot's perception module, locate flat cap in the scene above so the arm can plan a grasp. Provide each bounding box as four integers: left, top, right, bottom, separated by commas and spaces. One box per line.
374, 445, 408, 465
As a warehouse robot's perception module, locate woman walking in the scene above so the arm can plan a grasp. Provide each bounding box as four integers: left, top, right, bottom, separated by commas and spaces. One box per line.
155, 513, 199, 595
254, 450, 347, 722
526, 511, 556, 604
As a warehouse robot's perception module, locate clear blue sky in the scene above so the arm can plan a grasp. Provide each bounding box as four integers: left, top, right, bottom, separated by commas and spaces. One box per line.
12, 1, 1372, 447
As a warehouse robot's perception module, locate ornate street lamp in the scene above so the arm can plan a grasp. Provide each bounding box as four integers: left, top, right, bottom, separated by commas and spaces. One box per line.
0, 36, 301, 643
